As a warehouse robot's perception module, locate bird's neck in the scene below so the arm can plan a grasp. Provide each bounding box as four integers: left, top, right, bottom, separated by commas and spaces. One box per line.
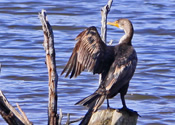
119, 27, 133, 45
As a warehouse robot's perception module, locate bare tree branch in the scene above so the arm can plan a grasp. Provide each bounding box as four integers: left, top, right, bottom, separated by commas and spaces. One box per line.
99, 0, 113, 84
100, 0, 113, 43
39, 9, 59, 125
0, 91, 32, 125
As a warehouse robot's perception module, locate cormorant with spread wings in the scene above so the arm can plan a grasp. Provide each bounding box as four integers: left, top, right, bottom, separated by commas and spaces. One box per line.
61, 18, 137, 124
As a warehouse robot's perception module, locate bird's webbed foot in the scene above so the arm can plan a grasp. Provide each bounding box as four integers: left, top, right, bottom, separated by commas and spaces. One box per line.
118, 106, 140, 117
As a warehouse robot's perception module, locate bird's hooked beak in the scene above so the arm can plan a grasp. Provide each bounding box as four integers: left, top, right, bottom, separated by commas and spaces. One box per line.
107, 21, 119, 28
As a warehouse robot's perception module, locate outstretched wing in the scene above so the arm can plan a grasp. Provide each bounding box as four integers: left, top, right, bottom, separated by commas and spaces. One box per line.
61, 26, 106, 78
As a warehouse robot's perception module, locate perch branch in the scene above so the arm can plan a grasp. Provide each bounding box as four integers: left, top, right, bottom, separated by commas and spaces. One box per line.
88, 108, 139, 125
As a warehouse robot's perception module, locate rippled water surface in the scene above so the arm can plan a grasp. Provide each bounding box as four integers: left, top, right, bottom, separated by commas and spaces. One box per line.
0, 0, 175, 125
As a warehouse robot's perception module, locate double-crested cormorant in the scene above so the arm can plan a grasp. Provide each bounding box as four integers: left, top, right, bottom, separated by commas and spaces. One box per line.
61, 18, 137, 124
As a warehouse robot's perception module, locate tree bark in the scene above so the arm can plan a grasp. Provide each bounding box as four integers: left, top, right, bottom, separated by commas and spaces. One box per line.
99, 0, 113, 85
39, 9, 59, 125
0, 91, 32, 125
88, 108, 138, 125
100, 0, 113, 43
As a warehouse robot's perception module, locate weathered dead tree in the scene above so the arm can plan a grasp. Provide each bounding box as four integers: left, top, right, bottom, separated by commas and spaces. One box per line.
39, 9, 59, 125
100, 0, 113, 43
88, 0, 139, 124
98, 0, 113, 85
88, 108, 138, 125
0, 91, 32, 125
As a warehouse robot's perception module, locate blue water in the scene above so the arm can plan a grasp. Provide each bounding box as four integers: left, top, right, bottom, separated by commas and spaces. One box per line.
0, 0, 175, 124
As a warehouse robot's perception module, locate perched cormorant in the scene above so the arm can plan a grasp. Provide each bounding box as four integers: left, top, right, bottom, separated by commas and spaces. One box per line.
61, 18, 137, 124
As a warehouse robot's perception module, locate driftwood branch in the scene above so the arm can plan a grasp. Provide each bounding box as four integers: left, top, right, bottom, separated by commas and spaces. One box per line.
68, 116, 84, 124
0, 91, 32, 125
88, 108, 138, 125
100, 0, 113, 43
98, 0, 113, 85
58, 109, 63, 125
39, 9, 59, 125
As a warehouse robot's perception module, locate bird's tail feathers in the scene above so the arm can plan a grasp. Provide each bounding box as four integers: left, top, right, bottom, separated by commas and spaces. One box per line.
75, 93, 99, 106
75, 92, 106, 112
93, 94, 106, 112
77, 93, 106, 125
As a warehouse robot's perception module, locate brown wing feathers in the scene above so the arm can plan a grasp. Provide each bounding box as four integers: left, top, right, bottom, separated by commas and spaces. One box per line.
61, 26, 105, 78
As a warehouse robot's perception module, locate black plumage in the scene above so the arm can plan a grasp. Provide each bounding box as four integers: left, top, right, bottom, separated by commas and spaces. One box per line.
61, 18, 137, 125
